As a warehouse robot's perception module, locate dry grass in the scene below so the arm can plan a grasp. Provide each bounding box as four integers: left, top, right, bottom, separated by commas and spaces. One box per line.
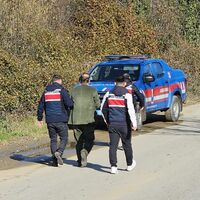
0, 115, 47, 141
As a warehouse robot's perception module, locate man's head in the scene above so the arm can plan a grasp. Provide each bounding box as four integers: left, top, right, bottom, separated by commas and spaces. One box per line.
123, 73, 132, 86
52, 74, 62, 85
115, 76, 126, 87
123, 73, 131, 81
123, 72, 131, 81
79, 72, 90, 84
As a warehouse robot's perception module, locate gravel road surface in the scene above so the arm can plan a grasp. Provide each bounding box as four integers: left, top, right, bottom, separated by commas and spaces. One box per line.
0, 104, 199, 200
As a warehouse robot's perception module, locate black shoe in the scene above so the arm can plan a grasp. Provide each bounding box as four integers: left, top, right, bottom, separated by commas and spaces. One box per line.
51, 157, 58, 167
55, 151, 63, 165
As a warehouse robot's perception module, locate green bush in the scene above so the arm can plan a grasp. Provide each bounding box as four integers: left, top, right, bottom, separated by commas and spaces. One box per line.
0, 0, 199, 117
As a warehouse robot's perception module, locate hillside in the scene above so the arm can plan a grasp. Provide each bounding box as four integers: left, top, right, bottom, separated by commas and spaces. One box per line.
0, 0, 199, 116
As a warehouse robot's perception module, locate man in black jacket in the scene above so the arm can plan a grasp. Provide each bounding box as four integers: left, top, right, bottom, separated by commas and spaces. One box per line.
37, 75, 73, 167
101, 76, 137, 174
123, 73, 145, 110
123, 73, 145, 131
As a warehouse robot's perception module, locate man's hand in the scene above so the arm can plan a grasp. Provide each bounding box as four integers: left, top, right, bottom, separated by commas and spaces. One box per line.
38, 121, 43, 128
140, 107, 144, 111
132, 126, 137, 131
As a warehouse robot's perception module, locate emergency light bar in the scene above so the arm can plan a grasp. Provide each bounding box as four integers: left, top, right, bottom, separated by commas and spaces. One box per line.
104, 55, 149, 61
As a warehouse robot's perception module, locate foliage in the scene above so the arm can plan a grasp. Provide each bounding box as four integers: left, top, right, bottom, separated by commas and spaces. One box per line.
162, 40, 200, 95
0, 0, 199, 116
132, 0, 200, 45
0, 115, 47, 141
178, 0, 200, 43
67, 0, 159, 57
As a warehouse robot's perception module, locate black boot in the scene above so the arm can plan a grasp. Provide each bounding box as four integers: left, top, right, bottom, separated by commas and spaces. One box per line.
51, 156, 58, 167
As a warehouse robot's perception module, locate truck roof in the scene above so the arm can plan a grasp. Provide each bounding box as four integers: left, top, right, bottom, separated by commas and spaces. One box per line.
98, 55, 160, 66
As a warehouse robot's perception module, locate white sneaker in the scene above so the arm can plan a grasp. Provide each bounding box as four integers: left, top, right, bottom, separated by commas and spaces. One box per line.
127, 160, 136, 171
111, 166, 118, 174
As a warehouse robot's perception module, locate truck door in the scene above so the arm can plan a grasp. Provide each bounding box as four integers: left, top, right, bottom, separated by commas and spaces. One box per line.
142, 62, 170, 112
151, 62, 170, 109
142, 64, 157, 112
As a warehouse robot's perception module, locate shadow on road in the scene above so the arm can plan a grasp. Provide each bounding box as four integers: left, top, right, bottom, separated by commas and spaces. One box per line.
63, 159, 111, 173
9, 154, 113, 174
10, 154, 52, 166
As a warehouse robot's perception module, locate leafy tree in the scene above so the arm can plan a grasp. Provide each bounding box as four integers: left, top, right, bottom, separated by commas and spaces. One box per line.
178, 0, 200, 43
67, 0, 158, 57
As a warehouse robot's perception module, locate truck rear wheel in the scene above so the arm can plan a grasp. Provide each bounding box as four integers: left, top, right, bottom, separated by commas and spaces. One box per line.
136, 111, 142, 130
165, 96, 181, 122
135, 103, 146, 130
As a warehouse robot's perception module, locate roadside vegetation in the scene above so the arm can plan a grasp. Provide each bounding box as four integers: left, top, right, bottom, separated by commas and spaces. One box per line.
0, 0, 199, 141
0, 115, 47, 141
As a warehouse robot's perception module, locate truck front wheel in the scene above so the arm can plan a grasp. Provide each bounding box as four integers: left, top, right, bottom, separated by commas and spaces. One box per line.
165, 96, 182, 122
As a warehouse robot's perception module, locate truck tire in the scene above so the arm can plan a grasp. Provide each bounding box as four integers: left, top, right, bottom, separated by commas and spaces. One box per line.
136, 111, 142, 130
135, 102, 145, 131
165, 95, 182, 122
141, 109, 147, 122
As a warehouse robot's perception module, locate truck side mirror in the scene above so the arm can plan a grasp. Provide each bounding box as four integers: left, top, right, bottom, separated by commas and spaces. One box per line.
143, 73, 155, 83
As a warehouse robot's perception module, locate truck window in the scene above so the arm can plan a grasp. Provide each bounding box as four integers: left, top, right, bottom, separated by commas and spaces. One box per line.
90, 66, 101, 81
90, 64, 140, 82
144, 64, 153, 74
152, 62, 164, 78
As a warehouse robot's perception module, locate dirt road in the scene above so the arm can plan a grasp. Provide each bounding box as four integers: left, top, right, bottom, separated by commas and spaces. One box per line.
0, 104, 200, 200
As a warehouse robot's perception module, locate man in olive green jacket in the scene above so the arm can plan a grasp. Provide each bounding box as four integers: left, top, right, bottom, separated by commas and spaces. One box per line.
69, 72, 100, 167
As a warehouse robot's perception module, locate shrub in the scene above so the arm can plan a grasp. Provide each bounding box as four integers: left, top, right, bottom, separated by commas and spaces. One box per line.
0, 0, 199, 116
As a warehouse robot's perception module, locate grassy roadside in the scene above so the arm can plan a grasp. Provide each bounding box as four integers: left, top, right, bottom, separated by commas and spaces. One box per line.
0, 95, 199, 143
0, 115, 47, 142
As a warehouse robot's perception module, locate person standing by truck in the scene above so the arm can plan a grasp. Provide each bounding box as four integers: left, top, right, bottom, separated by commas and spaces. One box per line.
37, 75, 73, 167
123, 73, 145, 110
101, 76, 137, 174
68, 73, 100, 167
123, 73, 145, 131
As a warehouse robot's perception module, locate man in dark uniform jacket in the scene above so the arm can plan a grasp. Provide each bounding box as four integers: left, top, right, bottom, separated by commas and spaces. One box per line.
123, 73, 145, 110
101, 76, 137, 174
37, 75, 73, 167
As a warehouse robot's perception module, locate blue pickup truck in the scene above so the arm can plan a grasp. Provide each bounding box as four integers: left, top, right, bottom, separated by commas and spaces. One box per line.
88, 55, 187, 124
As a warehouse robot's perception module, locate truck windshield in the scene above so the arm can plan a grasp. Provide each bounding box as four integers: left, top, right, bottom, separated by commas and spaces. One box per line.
90, 64, 140, 82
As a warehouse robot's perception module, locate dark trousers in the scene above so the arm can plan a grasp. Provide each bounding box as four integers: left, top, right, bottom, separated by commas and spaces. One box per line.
73, 123, 95, 164
108, 125, 133, 167
47, 122, 68, 156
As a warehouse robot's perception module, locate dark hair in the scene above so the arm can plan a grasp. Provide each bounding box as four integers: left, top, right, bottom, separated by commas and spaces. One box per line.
115, 76, 125, 83
79, 72, 90, 83
52, 74, 62, 82
123, 73, 131, 80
